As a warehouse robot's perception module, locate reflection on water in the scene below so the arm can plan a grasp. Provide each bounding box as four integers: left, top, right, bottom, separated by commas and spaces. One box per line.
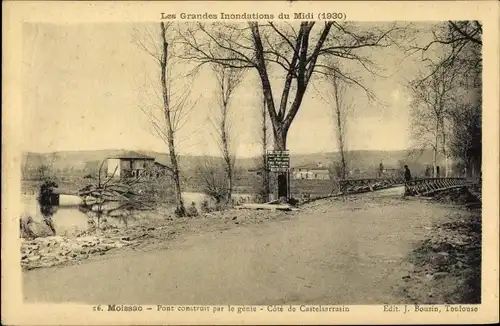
22, 191, 254, 237
21, 195, 141, 237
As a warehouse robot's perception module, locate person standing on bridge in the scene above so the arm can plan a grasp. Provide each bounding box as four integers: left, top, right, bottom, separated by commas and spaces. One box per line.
403, 165, 412, 197
404, 165, 412, 182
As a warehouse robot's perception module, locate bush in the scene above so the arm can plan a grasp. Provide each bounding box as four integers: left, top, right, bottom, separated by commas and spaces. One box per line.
37, 180, 59, 206
20, 214, 35, 239
174, 206, 185, 217
186, 202, 199, 217
200, 199, 212, 213
196, 157, 230, 206
136, 177, 175, 206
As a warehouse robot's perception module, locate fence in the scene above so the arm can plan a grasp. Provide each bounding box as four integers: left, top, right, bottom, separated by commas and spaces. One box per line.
338, 178, 404, 194
404, 177, 467, 196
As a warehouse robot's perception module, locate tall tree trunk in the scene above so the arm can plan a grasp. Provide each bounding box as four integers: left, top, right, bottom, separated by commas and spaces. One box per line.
273, 128, 288, 200
332, 74, 347, 180
227, 168, 232, 203
440, 118, 449, 177
336, 113, 347, 180
223, 148, 232, 205
339, 144, 347, 179
220, 101, 233, 204
167, 128, 185, 215
433, 120, 439, 178
160, 22, 186, 216
261, 96, 270, 202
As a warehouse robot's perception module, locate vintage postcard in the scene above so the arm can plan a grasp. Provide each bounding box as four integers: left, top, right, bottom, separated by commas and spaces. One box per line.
2, 0, 499, 325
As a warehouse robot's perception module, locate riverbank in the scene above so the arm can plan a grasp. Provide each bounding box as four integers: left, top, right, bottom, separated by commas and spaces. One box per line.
21, 206, 296, 271
398, 187, 481, 303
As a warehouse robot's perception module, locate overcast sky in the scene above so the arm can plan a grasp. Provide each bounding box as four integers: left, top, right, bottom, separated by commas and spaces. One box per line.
22, 22, 435, 157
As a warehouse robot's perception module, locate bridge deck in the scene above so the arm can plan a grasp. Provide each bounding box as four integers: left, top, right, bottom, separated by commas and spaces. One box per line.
334, 177, 468, 198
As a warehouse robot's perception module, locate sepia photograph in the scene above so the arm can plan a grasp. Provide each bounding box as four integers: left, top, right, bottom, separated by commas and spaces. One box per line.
2, 1, 499, 325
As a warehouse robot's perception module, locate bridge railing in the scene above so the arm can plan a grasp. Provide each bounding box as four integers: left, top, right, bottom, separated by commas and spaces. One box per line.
338, 178, 404, 194
404, 177, 467, 196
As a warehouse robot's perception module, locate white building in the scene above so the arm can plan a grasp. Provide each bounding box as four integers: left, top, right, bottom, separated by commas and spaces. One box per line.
292, 162, 331, 180
107, 151, 167, 180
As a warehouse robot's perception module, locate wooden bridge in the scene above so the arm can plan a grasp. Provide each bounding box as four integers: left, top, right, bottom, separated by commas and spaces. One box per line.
404, 177, 468, 196
338, 178, 404, 194
337, 177, 468, 197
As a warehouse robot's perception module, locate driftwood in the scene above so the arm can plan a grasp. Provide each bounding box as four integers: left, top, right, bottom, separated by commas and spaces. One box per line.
76, 160, 155, 214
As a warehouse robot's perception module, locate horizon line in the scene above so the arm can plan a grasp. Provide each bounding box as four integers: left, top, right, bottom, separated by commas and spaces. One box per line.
22, 147, 413, 157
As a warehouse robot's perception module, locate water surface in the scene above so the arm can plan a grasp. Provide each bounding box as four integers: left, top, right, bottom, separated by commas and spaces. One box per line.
22, 191, 253, 237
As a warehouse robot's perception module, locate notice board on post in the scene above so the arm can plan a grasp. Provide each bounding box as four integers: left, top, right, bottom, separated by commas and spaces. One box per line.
267, 150, 290, 172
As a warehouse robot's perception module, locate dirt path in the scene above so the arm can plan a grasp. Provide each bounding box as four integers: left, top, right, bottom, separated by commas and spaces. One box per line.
23, 195, 458, 304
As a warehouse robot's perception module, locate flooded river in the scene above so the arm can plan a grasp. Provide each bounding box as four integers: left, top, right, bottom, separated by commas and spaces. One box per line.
22, 195, 91, 237
21, 191, 253, 237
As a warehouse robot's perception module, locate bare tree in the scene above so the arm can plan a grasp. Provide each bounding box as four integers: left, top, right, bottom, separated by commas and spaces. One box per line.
210, 64, 245, 204
133, 23, 199, 216
247, 91, 273, 203
251, 93, 273, 202
37, 163, 51, 181
196, 156, 229, 207
408, 21, 482, 84
408, 21, 482, 178
36, 152, 57, 181
448, 96, 482, 177
180, 21, 404, 200
259, 95, 271, 202
324, 67, 352, 180
407, 64, 458, 177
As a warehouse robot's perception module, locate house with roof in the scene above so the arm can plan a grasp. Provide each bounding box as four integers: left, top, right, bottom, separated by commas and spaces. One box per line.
292, 162, 331, 180
107, 151, 169, 180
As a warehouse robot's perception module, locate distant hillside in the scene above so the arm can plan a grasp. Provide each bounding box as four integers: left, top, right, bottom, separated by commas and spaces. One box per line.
22, 148, 445, 177
21, 150, 256, 177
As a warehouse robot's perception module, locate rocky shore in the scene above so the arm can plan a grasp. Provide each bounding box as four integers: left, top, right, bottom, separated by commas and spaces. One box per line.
21, 235, 131, 270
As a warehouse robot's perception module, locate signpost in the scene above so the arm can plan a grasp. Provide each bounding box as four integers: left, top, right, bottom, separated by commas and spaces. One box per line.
267, 150, 291, 200
267, 150, 290, 172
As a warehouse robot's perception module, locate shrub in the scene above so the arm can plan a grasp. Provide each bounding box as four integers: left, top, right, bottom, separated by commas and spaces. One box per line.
186, 202, 199, 217
136, 176, 175, 206
200, 199, 212, 213
196, 157, 230, 206
20, 214, 35, 239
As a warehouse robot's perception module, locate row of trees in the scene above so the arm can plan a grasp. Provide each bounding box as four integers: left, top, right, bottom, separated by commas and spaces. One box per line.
407, 21, 482, 178
134, 21, 481, 216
